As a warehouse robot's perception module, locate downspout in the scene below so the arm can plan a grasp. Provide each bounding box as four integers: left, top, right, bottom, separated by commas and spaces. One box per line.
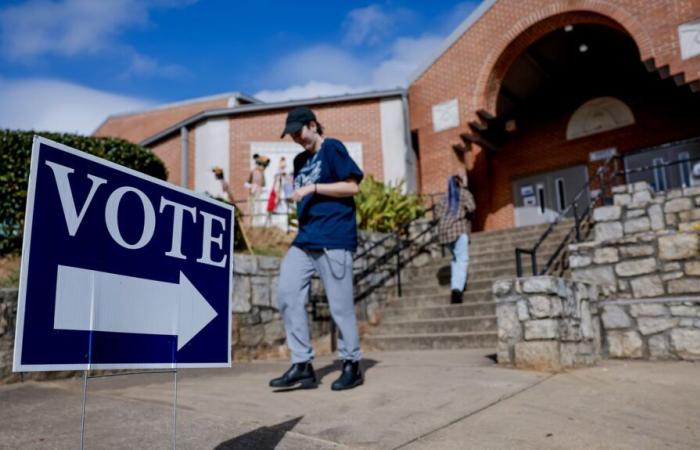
180, 126, 189, 189
400, 91, 417, 193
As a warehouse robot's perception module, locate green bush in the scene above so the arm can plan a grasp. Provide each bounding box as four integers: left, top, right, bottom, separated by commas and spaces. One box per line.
355, 175, 426, 233
0, 129, 168, 255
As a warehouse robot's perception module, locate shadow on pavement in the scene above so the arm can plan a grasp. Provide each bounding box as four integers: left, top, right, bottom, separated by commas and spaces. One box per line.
214, 416, 303, 450
315, 358, 379, 384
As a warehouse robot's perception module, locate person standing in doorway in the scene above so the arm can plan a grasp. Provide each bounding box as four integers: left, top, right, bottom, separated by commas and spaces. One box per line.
269, 106, 364, 391
436, 172, 476, 304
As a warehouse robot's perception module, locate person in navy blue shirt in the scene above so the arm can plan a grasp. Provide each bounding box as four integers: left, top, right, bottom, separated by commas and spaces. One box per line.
269, 106, 364, 391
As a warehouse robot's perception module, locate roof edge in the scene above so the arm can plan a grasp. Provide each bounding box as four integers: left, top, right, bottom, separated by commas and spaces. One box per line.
94, 91, 261, 132
140, 88, 406, 147
407, 0, 498, 86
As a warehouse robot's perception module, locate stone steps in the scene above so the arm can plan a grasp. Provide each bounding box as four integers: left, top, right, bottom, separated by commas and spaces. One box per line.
376, 315, 497, 334
364, 221, 576, 353
386, 289, 493, 307
381, 302, 496, 320
364, 331, 498, 351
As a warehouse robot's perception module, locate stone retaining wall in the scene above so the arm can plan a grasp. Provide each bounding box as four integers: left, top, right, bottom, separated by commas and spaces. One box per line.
568, 181, 700, 361
494, 276, 602, 372
599, 298, 700, 360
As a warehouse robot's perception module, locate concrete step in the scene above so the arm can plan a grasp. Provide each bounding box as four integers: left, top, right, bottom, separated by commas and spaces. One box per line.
470, 230, 570, 247
387, 288, 494, 307
468, 220, 574, 241
395, 277, 501, 297
399, 264, 521, 287
363, 331, 498, 351
402, 244, 563, 273
375, 315, 497, 335
381, 302, 496, 320
470, 232, 572, 251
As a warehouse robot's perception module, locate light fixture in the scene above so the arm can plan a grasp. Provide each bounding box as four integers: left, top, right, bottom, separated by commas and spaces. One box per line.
579, 44, 589, 53
564, 25, 574, 32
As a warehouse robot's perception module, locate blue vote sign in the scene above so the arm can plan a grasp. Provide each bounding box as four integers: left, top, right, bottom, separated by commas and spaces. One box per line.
13, 137, 234, 371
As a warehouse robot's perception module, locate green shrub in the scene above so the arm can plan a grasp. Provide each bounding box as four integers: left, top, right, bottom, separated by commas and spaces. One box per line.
0, 129, 168, 255
355, 175, 426, 233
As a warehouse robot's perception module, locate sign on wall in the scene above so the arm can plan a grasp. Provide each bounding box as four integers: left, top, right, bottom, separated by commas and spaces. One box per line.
679, 20, 700, 61
432, 98, 460, 132
13, 137, 234, 371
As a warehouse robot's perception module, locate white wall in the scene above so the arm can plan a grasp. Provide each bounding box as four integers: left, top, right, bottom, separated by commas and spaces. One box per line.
194, 118, 230, 198
248, 141, 363, 228
380, 98, 416, 192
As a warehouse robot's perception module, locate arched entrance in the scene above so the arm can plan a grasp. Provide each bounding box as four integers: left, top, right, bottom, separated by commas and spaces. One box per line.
469, 16, 700, 229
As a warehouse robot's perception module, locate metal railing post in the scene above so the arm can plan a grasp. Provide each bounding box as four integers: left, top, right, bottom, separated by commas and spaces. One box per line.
573, 202, 581, 242
530, 251, 538, 276
515, 249, 523, 277
395, 232, 402, 298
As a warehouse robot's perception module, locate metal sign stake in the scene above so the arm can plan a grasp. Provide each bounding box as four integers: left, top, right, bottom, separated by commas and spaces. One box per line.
80, 370, 88, 450
172, 369, 178, 450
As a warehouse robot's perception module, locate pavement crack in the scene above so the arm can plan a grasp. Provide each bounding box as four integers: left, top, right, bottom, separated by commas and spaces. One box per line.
390, 373, 556, 450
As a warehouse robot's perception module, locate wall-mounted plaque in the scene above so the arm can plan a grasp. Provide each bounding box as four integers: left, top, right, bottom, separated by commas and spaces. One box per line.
679, 20, 700, 60
432, 98, 459, 132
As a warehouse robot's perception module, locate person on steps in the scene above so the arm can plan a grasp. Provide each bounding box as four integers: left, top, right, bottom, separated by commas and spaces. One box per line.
269, 106, 364, 391
436, 172, 476, 304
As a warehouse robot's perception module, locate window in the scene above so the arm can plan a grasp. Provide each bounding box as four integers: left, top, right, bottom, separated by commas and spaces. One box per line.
679, 152, 691, 188
537, 184, 546, 214
652, 158, 667, 192
555, 178, 566, 212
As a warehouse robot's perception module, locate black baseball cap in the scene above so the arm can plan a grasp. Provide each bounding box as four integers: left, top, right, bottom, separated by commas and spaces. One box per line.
280, 106, 316, 138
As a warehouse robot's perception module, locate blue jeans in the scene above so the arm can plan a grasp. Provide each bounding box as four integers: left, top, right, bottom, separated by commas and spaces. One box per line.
449, 234, 469, 291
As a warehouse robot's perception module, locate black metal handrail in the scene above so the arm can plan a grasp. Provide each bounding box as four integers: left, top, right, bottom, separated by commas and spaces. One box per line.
515, 152, 700, 277
515, 155, 617, 277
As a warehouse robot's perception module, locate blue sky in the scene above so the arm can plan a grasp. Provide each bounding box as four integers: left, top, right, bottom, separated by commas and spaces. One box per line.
0, 0, 480, 134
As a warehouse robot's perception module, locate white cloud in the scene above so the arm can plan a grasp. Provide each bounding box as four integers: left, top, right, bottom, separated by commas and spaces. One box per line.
253, 34, 443, 102
254, 81, 370, 103
0, 77, 155, 134
252, 3, 476, 103
371, 35, 444, 87
262, 45, 371, 88
121, 52, 191, 79
0, 0, 192, 78
342, 5, 413, 47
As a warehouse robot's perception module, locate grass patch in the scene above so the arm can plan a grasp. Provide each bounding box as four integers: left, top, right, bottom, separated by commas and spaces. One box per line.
0, 255, 21, 288
240, 226, 294, 258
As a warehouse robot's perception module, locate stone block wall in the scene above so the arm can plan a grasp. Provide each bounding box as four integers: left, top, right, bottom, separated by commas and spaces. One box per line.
494, 276, 602, 372
600, 299, 700, 360
569, 181, 700, 361
0, 289, 18, 382
232, 254, 347, 360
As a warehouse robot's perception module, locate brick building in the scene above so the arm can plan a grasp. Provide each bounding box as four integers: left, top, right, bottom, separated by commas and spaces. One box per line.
96, 0, 700, 231
95, 90, 415, 226
409, 0, 700, 231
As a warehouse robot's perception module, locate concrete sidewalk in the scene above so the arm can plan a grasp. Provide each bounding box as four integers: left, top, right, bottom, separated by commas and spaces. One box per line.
0, 350, 698, 449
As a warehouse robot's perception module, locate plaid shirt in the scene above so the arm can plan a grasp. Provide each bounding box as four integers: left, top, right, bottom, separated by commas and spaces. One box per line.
435, 188, 476, 244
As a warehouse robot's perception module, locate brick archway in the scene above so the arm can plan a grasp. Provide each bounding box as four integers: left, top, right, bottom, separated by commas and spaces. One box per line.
473, 3, 654, 116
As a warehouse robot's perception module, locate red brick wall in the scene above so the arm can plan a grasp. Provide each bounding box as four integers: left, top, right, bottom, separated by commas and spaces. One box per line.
149, 99, 385, 199
409, 0, 700, 230
94, 97, 229, 144
227, 100, 384, 203
150, 127, 196, 189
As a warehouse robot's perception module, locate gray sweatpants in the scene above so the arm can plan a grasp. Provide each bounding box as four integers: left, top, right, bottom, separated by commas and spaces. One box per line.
276, 245, 362, 363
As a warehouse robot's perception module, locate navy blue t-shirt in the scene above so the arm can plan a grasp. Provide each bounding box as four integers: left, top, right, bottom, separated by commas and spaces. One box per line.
292, 138, 364, 251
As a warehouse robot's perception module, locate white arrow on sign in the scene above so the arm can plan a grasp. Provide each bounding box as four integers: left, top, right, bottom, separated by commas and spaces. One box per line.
54, 265, 217, 350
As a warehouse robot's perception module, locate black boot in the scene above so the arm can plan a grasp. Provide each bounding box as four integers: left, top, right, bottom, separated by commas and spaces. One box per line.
269, 362, 317, 389
331, 360, 363, 391
450, 289, 463, 304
